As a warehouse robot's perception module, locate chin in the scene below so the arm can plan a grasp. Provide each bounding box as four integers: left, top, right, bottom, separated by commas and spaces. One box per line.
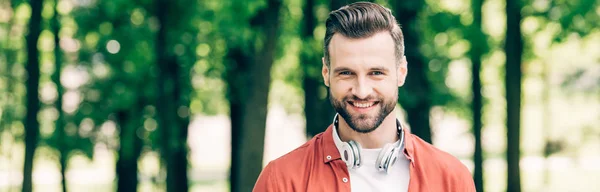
349, 119, 379, 133
352, 127, 378, 133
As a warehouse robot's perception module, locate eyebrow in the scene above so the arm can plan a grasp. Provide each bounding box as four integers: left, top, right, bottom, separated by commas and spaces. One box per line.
369, 66, 390, 72
333, 66, 390, 74
333, 67, 353, 74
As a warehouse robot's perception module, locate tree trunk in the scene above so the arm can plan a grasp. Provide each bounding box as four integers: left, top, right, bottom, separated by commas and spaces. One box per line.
303, 0, 335, 137
505, 0, 523, 190
116, 108, 142, 192
304, 78, 333, 137
330, 0, 344, 10
392, 0, 433, 144
162, 41, 191, 192
59, 151, 67, 192
471, 30, 485, 192
22, 0, 44, 191
155, 0, 190, 190
228, 1, 282, 191
469, 0, 485, 190
51, 0, 68, 191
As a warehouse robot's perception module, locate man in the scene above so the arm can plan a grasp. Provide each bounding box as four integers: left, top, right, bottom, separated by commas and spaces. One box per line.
253, 2, 475, 191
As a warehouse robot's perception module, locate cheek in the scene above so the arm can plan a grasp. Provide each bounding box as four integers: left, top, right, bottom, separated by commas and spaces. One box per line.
330, 81, 351, 98
329, 85, 346, 98
331, 80, 351, 90
374, 81, 398, 97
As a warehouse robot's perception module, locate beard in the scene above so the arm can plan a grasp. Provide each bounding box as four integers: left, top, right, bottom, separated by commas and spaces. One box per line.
329, 89, 396, 133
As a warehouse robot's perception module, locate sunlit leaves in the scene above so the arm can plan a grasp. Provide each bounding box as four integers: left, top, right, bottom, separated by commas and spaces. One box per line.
99, 22, 112, 35
528, 0, 600, 43
130, 8, 145, 26
14, 3, 31, 21
196, 44, 211, 57
38, 30, 55, 51
417, 9, 467, 111
56, 0, 74, 15
84, 32, 100, 48
106, 40, 120, 54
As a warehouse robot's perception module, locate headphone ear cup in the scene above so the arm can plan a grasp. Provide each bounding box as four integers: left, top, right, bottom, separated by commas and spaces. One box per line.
341, 142, 355, 168
376, 143, 393, 172
382, 147, 399, 174
349, 140, 362, 168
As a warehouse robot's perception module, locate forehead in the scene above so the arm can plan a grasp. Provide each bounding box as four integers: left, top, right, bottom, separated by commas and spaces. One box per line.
329, 31, 396, 69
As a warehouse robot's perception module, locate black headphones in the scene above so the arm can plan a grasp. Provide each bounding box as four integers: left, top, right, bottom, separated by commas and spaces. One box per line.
332, 113, 405, 174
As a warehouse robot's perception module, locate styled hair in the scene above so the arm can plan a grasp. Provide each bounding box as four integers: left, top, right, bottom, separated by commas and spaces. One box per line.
323, 2, 404, 67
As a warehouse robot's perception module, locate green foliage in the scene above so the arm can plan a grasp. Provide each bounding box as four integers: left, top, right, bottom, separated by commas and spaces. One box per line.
538, 0, 599, 42
418, 7, 471, 117
50, 0, 159, 163
1, 0, 598, 191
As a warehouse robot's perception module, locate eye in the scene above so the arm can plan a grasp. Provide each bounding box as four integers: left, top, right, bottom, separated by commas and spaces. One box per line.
340, 71, 352, 75
370, 71, 384, 75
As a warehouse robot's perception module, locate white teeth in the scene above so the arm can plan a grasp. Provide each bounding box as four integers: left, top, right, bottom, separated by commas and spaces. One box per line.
352, 102, 374, 108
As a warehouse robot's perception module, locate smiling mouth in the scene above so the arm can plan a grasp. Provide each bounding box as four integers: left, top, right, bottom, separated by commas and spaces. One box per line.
347, 101, 380, 108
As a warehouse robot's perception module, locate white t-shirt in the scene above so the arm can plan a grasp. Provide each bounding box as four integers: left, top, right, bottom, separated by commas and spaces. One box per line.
333, 128, 411, 192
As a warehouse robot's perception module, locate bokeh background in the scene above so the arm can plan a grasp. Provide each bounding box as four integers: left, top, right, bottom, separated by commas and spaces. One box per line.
0, 0, 599, 191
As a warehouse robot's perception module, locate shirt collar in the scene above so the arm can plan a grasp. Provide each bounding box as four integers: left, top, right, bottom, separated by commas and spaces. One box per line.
322, 124, 341, 163
331, 122, 345, 158
402, 126, 414, 162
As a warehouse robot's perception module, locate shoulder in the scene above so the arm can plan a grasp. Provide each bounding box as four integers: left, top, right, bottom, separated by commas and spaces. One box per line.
269, 132, 322, 169
409, 134, 475, 190
253, 133, 323, 191
410, 134, 469, 172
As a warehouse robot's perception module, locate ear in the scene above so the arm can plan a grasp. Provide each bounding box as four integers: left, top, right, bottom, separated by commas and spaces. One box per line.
322, 57, 330, 87
397, 56, 408, 87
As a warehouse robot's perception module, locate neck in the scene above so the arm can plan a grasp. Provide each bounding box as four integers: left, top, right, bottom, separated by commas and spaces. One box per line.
337, 108, 399, 149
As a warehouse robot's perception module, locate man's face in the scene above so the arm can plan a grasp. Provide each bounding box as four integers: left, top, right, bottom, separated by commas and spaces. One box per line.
322, 32, 407, 133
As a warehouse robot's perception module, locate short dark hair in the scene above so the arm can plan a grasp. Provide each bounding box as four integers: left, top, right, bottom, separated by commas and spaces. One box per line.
323, 2, 404, 67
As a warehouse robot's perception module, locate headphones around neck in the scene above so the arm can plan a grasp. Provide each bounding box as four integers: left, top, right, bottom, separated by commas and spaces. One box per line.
333, 114, 405, 174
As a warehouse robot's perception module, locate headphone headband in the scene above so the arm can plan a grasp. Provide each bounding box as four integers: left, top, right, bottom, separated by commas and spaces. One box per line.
332, 113, 405, 174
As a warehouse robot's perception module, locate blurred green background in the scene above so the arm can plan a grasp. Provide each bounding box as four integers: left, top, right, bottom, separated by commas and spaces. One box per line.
0, 0, 599, 191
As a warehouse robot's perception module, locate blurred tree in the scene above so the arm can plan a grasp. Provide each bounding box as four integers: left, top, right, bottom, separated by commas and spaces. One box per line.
302, 0, 332, 137
22, 0, 43, 191
302, 0, 321, 137
69, 1, 156, 191
469, 0, 487, 190
50, 0, 68, 191
115, 105, 143, 192
505, 0, 523, 190
226, 0, 283, 191
154, 0, 195, 191
96, 18, 145, 192
391, 0, 433, 143
415, 4, 469, 120
330, 0, 344, 10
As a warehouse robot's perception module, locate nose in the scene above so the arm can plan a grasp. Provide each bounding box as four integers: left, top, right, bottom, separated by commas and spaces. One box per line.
351, 77, 372, 100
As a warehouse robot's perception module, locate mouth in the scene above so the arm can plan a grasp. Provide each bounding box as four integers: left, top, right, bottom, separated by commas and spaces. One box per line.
347, 100, 379, 112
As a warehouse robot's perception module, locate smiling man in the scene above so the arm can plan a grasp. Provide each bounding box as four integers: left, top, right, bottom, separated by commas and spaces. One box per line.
253, 2, 475, 192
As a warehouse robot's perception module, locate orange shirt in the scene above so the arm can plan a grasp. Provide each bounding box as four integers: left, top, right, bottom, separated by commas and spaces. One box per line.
253, 125, 476, 192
